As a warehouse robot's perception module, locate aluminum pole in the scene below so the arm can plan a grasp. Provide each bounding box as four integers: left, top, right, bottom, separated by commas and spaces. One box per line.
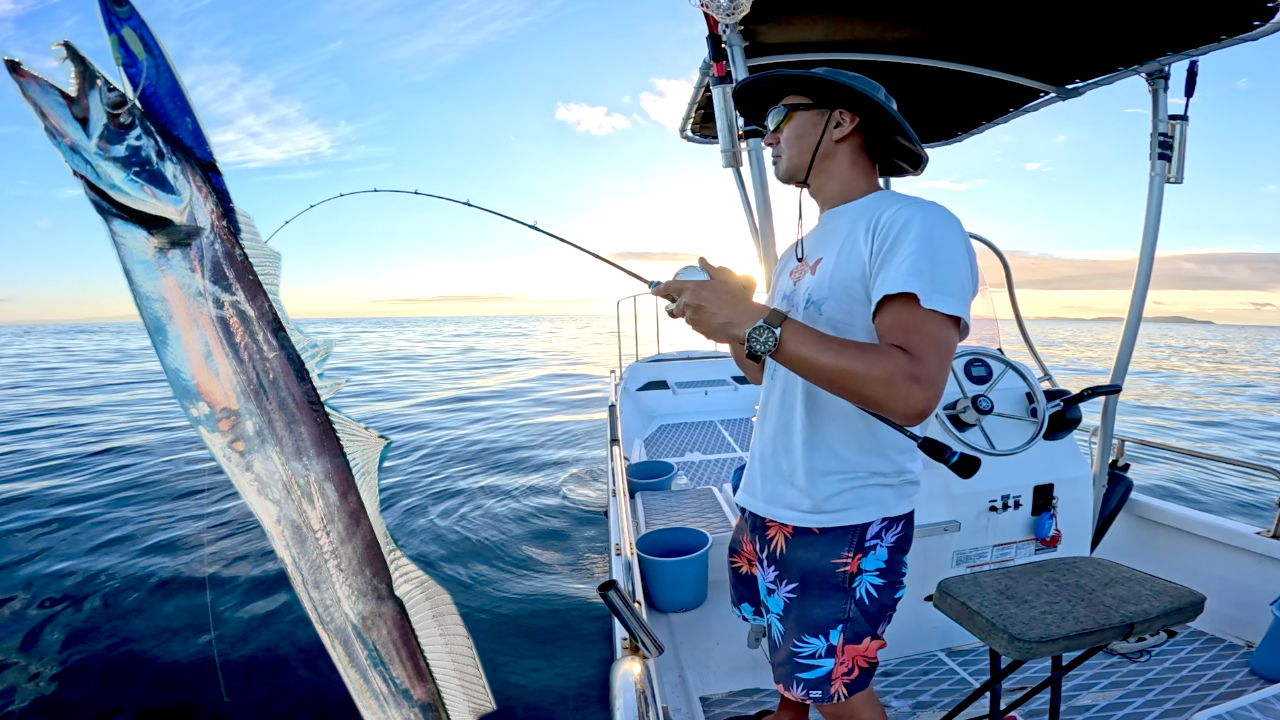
1091, 71, 1172, 525
724, 25, 779, 291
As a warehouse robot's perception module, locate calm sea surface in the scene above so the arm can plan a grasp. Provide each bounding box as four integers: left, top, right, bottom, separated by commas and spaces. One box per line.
0, 316, 1276, 719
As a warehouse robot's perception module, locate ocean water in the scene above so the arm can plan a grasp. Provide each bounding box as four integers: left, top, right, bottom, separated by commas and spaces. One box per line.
0, 315, 1276, 719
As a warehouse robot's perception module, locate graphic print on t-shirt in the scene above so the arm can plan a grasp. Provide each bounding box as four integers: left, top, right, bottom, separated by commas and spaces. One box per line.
789, 256, 824, 285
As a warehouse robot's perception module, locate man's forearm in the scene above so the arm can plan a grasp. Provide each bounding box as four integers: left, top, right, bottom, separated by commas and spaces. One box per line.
770, 319, 949, 426
729, 342, 765, 385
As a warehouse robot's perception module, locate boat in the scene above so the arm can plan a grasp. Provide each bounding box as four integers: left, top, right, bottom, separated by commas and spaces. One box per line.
599, 3, 1280, 719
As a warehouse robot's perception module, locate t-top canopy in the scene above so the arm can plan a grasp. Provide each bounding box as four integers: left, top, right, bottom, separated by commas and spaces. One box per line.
684, 0, 1280, 148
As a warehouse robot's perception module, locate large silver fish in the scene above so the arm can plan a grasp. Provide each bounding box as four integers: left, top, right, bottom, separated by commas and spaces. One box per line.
4, 2, 495, 718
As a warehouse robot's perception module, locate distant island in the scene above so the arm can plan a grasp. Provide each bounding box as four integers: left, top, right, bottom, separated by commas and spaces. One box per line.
1033, 315, 1216, 325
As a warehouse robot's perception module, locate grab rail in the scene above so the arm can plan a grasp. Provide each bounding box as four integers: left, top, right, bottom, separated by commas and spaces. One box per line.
606, 374, 666, 720
616, 294, 662, 376
607, 375, 655, 646
1083, 425, 1280, 539
968, 232, 1059, 389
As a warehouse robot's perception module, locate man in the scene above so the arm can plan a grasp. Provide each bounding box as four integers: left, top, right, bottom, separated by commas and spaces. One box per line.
652, 68, 978, 720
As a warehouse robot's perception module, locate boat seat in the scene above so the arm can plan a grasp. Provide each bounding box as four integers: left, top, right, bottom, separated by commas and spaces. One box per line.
931, 556, 1206, 720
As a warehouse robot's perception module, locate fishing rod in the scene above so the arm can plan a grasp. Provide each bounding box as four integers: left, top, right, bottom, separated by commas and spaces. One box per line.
264, 188, 656, 288
266, 188, 981, 479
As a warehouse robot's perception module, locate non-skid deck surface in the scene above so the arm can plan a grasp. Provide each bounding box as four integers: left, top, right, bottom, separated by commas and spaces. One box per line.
637, 486, 735, 537
699, 628, 1270, 720
643, 418, 753, 489
1193, 684, 1280, 720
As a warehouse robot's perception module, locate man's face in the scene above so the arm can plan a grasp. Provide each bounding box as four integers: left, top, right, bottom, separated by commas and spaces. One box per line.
763, 94, 835, 186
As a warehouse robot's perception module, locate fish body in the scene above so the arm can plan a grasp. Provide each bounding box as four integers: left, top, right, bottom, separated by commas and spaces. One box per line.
5, 4, 494, 719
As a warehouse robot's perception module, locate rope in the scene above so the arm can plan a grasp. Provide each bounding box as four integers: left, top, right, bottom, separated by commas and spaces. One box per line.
263, 188, 654, 287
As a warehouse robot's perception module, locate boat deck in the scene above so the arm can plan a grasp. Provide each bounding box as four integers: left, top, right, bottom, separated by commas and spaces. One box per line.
628, 410, 1274, 720
697, 626, 1269, 720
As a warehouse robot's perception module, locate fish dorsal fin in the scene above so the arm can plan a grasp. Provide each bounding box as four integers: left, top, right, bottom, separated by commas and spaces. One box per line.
235, 209, 496, 719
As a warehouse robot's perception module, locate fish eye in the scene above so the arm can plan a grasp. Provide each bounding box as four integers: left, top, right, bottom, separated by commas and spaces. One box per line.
103, 85, 131, 114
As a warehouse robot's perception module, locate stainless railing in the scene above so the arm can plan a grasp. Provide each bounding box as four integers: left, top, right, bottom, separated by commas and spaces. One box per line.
969, 232, 1060, 389
615, 293, 726, 376
605, 374, 665, 720
616, 294, 662, 376
1083, 425, 1280, 539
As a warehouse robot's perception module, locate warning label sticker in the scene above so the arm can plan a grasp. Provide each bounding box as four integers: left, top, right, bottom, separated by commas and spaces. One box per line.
954, 539, 1045, 570
966, 558, 1016, 574
952, 546, 992, 568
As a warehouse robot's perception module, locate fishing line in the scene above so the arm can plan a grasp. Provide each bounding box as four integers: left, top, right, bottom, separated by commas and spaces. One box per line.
202, 467, 230, 702
267, 188, 980, 478
264, 188, 655, 288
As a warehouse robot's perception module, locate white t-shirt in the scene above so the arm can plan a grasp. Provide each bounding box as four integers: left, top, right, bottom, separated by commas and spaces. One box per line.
735, 190, 979, 528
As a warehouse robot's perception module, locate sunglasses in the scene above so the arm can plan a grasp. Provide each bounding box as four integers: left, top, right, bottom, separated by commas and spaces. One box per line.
763, 103, 829, 133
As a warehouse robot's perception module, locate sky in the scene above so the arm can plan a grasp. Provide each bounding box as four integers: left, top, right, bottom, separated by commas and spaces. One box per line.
1, 0, 1278, 326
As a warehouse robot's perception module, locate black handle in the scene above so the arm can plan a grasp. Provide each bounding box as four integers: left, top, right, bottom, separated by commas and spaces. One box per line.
918, 436, 982, 479
1062, 383, 1123, 407
1185, 59, 1200, 101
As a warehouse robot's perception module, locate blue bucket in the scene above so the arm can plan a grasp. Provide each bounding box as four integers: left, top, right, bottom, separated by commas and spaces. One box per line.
1250, 595, 1280, 682
626, 461, 677, 497
635, 526, 712, 613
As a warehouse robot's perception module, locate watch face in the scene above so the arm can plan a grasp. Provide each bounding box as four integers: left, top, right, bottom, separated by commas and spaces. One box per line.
746, 324, 778, 356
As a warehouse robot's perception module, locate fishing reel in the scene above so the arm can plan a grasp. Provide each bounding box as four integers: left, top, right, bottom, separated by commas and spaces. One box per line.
655, 265, 712, 317
936, 348, 1047, 457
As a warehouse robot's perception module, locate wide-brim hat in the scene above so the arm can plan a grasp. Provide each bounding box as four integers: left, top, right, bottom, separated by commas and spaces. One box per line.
732, 67, 928, 178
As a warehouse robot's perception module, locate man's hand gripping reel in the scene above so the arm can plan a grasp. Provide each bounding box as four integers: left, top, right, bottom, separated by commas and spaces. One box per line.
650, 265, 713, 318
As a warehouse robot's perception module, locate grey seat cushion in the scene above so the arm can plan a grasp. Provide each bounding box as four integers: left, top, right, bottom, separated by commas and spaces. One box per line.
933, 556, 1206, 661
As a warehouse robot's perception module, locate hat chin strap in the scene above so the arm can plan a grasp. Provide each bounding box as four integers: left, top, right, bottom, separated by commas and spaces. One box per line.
795, 110, 834, 263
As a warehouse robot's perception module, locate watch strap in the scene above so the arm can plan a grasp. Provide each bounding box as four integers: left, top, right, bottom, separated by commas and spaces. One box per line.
763, 308, 788, 328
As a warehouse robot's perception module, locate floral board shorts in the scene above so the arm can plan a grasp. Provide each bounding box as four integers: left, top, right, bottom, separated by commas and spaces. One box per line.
728, 509, 914, 705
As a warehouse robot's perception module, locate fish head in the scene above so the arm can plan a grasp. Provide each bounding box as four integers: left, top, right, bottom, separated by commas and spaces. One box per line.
5, 41, 192, 224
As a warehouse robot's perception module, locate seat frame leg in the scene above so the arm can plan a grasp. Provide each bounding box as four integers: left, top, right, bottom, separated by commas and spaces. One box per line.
940, 654, 1025, 720
1049, 655, 1064, 720
989, 649, 1002, 720
998, 646, 1109, 719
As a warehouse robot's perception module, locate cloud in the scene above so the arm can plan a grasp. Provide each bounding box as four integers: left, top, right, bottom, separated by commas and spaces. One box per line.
554, 103, 631, 135
371, 294, 528, 304
980, 251, 1280, 292
1123, 109, 1149, 114
0, 0, 50, 21
185, 64, 345, 167
640, 78, 694, 132
1266, 186, 1279, 192
1025, 163, 1045, 170
1248, 302, 1278, 310
363, 0, 551, 69
914, 179, 975, 191
607, 251, 701, 263
0, 0, 55, 39
1055, 135, 1066, 143
1235, 78, 1249, 89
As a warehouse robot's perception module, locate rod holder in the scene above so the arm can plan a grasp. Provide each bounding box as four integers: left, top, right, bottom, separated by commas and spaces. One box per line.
599, 580, 665, 659
710, 80, 742, 168
1165, 115, 1189, 184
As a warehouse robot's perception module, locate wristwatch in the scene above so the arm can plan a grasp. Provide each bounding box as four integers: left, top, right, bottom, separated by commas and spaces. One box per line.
744, 308, 788, 363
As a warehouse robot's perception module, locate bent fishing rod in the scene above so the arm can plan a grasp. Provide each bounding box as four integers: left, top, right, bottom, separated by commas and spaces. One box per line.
266, 188, 981, 479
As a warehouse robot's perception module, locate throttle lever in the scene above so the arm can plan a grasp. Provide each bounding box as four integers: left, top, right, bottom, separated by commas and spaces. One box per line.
1061, 383, 1123, 407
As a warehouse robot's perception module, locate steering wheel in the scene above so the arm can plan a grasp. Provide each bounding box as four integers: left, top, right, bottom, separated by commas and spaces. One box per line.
935, 348, 1047, 457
